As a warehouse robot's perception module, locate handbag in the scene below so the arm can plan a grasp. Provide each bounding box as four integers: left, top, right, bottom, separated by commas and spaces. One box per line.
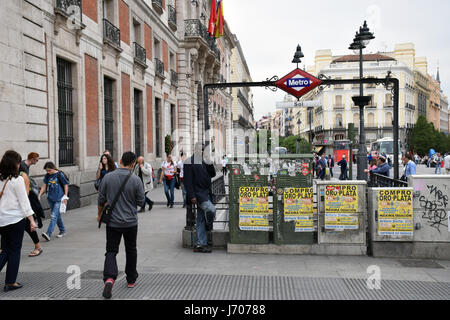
94, 178, 102, 191
98, 171, 133, 229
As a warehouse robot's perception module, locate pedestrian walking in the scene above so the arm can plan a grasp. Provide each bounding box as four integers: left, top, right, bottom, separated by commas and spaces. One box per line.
18, 168, 44, 257
401, 153, 416, 181
19, 152, 45, 257
133, 156, 154, 212
319, 155, 327, 180
328, 155, 334, 178
95, 154, 116, 190
434, 153, 443, 175
38, 162, 69, 241
178, 153, 187, 208
221, 155, 228, 177
183, 143, 217, 253
0, 150, 38, 292
97, 152, 145, 299
444, 153, 450, 175
160, 154, 176, 208
338, 155, 348, 181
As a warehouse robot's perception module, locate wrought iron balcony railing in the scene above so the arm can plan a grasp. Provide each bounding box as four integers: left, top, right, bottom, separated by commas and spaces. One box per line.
237, 90, 251, 110
184, 19, 220, 62
168, 5, 177, 30
171, 70, 178, 87
103, 18, 120, 49
55, 0, 82, 19
155, 58, 165, 78
152, 0, 163, 14
133, 42, 147, 67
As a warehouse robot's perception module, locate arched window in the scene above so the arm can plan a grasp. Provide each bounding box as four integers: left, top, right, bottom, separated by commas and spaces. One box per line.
385, 112, 392, 126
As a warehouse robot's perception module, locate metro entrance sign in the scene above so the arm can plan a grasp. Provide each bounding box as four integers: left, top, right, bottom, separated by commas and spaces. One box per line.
275, 68, 322, 99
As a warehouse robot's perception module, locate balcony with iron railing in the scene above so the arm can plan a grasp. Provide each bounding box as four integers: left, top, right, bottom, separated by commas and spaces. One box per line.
103, 18, 121, 50
155, 58, 165, 79
171, 70, 178, 87
184, 19, 220, 63
168, 5, 177, 31
55, 0, 82, 19
152, 0, 163, 15
133, 42, 147, 68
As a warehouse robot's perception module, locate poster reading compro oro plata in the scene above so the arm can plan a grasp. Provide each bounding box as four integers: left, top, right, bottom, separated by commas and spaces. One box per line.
284, 188, 314, 232
324, 185, 359, 230
239, 186, 269, 231
378, 189, 413, 236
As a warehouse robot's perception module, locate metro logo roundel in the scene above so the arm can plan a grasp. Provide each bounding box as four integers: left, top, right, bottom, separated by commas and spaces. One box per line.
275, 68, 322, 99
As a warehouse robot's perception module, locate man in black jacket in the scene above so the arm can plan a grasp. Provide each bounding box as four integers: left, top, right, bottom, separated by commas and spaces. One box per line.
183, 143, 217, 253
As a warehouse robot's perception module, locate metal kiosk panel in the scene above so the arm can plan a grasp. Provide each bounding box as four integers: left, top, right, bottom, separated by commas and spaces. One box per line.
273, 154, 315, 244
317, 181, 367, 245
228, 156, 270, 244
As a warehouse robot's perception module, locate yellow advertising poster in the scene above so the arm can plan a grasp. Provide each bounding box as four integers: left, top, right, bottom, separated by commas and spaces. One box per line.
378, 189, 413, 236
284, 188, 314, 232
239, 186, 269, 231
324, 185, 358, 230
324, 185, 358, 213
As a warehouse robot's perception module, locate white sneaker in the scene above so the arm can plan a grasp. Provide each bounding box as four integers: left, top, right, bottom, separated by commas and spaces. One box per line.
56, 232, 66, 238
42, 233, 50, 241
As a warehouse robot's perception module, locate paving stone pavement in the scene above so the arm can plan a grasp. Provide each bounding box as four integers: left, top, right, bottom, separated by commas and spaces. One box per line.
0, 185, 449, 300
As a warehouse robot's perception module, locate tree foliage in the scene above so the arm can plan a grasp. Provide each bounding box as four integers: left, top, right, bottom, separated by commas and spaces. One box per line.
410, 115, 450, 156
280, 135, 311, 154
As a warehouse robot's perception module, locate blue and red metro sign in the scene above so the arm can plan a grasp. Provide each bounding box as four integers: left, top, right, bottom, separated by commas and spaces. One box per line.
275, 68, 322, 99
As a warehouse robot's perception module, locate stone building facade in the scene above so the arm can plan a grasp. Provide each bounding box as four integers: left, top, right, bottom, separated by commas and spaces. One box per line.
0, 0, 242, 208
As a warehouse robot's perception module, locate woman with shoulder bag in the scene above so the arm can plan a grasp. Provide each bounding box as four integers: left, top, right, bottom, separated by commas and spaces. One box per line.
0, 150, 38, 292
160, 154, 176, 208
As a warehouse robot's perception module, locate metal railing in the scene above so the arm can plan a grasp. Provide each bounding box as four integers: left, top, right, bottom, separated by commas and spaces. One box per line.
152, 0, 163, 14
168, 5, 177, 29
185, 173, 227, 231
133, 42, 147, 66
103, 18, 120, 49
184, 19, 220, 62
55, 0, 82, 19
368, 173, 408, 188
155, 58, 165, 78
171, 70, 178, 86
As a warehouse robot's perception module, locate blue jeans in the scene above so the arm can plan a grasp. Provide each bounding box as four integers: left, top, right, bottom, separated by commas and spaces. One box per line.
435, 165, 442, 174
46, 200, 66, 237
195, 200, 216, 247
163, 178, 176, 205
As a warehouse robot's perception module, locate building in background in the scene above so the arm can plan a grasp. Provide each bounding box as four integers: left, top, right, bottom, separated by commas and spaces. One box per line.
0, 0, 243, 208
231, 36, 254, 153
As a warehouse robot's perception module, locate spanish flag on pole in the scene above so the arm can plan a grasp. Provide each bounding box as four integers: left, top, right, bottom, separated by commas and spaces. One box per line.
208, 0, 217, 36
214, 0, 224, 38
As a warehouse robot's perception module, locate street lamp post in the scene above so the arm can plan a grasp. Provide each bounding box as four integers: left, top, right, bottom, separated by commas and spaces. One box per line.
349, 21, 375, 181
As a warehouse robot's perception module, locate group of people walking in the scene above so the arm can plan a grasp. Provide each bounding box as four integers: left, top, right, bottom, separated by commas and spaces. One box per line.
0, 151, 69, 292
314, 154, 349, 181
0, 143, 217, 299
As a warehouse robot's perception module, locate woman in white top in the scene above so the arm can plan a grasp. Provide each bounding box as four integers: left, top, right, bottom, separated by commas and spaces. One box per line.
0, 150, 37, 292
177, 153, 186, 208
160, 154, 176, 208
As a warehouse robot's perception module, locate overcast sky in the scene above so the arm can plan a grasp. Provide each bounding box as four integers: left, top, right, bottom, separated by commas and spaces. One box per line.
223, 0, 450, 120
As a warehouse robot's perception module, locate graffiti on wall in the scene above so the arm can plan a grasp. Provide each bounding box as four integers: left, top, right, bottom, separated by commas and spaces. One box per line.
418, 184, 449, 233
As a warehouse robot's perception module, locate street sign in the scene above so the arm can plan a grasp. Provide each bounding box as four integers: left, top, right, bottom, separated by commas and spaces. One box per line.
275, 68, 322, 99
276, 100, 321, 109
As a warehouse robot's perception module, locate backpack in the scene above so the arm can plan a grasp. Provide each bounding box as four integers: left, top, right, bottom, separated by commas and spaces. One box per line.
46, 171, 70, 194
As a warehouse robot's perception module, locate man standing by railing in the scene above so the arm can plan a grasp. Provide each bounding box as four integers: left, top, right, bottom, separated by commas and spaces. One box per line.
401, 154, 416, 181
365, 156, 390, 177
183, 143, 217, 253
